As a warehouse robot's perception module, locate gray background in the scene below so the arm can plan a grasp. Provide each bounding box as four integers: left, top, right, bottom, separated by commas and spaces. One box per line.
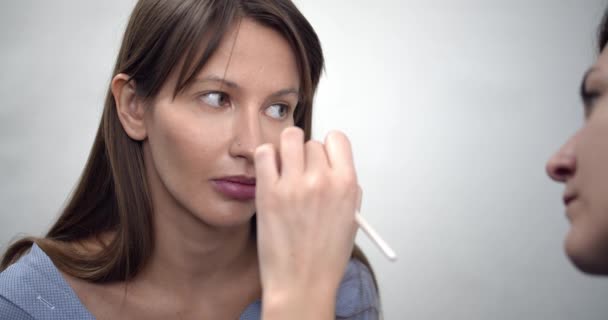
1, 0, 607, 319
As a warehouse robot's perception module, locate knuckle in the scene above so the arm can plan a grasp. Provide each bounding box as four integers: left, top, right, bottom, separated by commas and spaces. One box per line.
346, 177, 358, 192
305, 173, 327, 190
281, 126, 304, 142
333, 172, 358, 197
254, 143, 275, 160
332, 170, 357, 187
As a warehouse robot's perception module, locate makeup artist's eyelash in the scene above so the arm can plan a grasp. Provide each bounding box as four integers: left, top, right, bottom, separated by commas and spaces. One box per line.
581, 88, 601, 107
579, 77, 602, 108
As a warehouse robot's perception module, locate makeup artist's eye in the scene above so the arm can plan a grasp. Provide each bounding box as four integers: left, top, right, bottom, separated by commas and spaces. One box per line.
581, 87, 602, 118
581, 88, 601, 107
265, 104, 289, 119
200, 92, 230, 108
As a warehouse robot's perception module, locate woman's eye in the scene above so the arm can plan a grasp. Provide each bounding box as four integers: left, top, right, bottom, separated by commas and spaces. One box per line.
200, 92, 230, 108
265, 104, 289, 119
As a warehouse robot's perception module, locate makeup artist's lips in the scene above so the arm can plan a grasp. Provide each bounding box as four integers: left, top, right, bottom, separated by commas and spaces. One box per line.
211, 176, 256, 201
563, 194, 577, 207
563, 193, 578, 221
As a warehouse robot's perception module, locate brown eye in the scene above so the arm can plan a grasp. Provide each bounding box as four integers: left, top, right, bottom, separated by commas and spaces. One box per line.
264, 104, 289, 119
200, 92, 230, 108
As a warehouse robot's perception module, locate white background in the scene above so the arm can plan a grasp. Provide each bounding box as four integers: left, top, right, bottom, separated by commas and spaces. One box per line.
1, 1, 607, 319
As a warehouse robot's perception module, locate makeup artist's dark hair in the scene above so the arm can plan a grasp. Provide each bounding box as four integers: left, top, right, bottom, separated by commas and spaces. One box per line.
599, 9, 608, 52
1, 0, 378, 293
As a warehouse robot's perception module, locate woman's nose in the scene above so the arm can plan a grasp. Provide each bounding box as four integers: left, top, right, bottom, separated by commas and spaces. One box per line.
229, 108, 264, 162
546, 133, 579, 183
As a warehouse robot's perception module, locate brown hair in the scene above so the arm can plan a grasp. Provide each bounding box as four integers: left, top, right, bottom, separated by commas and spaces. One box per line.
2, 0, 378, 292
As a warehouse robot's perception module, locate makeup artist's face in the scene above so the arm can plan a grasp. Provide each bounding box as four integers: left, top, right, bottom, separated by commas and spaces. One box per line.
142, 18, 299, 228
546, 46, 608, 274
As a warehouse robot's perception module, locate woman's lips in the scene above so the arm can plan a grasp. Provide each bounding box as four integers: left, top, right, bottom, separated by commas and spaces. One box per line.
211, 176, 256, 201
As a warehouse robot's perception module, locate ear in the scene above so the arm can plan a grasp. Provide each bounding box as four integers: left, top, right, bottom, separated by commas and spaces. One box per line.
112, 73, 147, 141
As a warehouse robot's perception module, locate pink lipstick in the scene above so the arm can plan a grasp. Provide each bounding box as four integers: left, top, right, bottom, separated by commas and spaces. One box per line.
211, 176, 256, 201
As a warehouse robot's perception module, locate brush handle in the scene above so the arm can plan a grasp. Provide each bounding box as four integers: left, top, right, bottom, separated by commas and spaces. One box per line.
355, 212, 397, 262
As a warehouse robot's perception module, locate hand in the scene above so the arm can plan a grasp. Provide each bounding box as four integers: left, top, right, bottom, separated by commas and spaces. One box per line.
254, 127, 361, 319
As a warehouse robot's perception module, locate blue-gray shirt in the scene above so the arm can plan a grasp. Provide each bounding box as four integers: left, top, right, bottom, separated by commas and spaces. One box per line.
0, 244, 379, 319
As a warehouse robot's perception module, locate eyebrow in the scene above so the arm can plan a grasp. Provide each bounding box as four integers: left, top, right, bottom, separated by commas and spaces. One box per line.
268, 88, 300, 99
194, 74, 299, 99
195, 75, 239, 89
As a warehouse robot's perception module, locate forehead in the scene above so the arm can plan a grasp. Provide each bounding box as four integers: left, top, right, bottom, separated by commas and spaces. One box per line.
199, 18, 300, 88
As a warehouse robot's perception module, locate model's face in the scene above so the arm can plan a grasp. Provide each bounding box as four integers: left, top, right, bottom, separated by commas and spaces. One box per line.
142, 18, 300, 227
546, 46, 608, 274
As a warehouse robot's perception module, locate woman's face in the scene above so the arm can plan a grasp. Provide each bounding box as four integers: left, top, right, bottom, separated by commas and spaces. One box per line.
547, 46, 608, 273
142, 18, 300, 228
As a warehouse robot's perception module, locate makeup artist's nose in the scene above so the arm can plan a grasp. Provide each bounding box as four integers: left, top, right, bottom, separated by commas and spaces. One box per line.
546, 132, 579, 183
229, 108, 263, 162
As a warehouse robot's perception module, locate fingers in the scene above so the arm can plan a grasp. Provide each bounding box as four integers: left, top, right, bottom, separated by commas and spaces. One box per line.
324, 131, 356, 180
263, 128, 355, 185
305, 140, 329, 173
255, 128, 361, 289
255, 143, 279, 191
279, 127, 305, 178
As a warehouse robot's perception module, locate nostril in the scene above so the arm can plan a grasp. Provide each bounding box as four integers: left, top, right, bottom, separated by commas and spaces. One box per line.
554, 167, 572, 178
546, 153, 576, 181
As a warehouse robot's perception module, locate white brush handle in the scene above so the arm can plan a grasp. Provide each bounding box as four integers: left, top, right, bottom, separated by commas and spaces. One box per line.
355, 212, 397, 262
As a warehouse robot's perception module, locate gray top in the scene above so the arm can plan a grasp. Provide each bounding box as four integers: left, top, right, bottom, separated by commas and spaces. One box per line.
0, 244, 379, 319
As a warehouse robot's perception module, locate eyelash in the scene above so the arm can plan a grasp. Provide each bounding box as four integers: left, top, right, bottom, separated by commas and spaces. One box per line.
581, 88, 601, 107
581, 90, 601, 106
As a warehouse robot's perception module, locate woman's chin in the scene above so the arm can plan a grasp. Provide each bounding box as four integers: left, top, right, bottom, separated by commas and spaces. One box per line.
193, 207, 256, 229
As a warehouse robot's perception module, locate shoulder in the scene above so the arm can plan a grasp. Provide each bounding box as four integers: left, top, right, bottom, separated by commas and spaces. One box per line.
0, 245, 44, 318
0, 295, 32, 319
335, 258, 380, 319
0, 244, 60, 293
0, 244, 95, 319
0, 245, 43, 297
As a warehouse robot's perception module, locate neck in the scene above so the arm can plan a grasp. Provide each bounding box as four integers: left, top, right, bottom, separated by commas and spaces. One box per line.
135, 206, 258, 296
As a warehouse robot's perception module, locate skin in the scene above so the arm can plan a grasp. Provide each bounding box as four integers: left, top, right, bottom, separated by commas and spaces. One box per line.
546, 45, 608, 274
255, 129, 360, 319
63, 17, 359, 320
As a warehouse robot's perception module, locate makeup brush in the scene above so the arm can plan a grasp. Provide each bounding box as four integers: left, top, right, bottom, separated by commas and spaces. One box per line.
356, 212, 397, 262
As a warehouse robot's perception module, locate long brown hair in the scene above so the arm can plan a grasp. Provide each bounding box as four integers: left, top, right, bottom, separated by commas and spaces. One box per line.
2, 0, 377, 291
